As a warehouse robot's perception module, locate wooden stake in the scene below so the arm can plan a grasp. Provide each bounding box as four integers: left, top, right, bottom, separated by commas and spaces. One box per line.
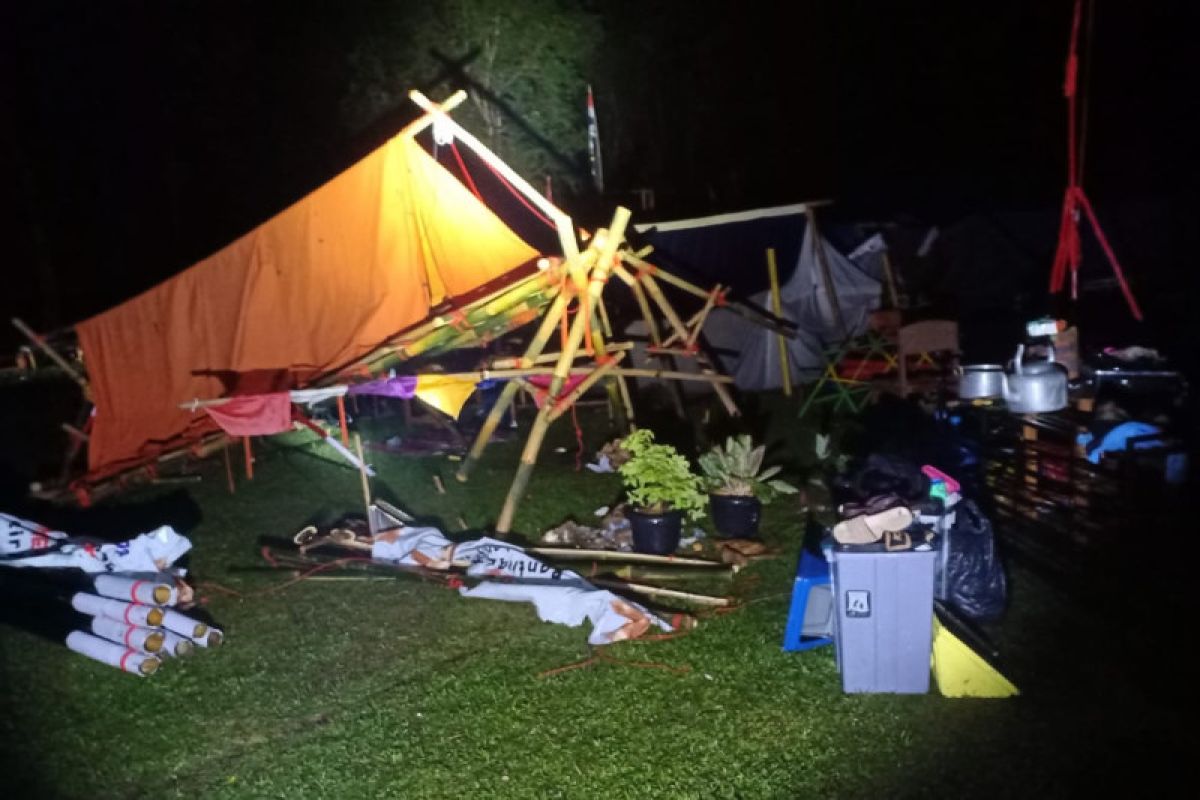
242, 436, 254, 480
766, 248, 793, 396
457, 288, 574, 483
337, 396, 350, 446
354, 434, 372, 516
223, 439, 236, 494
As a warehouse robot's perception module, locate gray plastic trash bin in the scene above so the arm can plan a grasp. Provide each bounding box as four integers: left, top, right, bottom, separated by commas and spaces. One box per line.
829, 543, 937, 694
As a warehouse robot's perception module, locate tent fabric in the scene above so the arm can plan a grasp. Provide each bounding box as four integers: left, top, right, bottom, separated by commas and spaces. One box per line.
77, 134, 538, 478
635, 206, 882, 391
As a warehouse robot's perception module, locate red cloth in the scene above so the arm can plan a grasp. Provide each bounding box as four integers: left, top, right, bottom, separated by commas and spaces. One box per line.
204, 394, 293, 437
526, 374, 588, 408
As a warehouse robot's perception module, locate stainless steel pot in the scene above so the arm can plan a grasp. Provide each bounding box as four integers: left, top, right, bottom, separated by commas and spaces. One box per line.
957, 364, 1006, 399
1003, 344, 1068, 414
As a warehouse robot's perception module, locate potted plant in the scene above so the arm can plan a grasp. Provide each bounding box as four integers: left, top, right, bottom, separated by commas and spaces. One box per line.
699, 434, 798, 538
617, 429, 708, 554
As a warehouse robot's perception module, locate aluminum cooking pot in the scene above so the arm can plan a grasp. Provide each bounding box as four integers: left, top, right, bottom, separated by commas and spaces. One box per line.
1002, 344, 1068, 414
957, 364, 1006, 399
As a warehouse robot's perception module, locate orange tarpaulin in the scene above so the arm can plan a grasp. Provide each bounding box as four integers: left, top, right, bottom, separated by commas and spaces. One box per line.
77, 134, 538, 479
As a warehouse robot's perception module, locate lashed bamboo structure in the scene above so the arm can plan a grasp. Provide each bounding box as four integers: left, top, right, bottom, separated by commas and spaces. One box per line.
48, 88, 791, 530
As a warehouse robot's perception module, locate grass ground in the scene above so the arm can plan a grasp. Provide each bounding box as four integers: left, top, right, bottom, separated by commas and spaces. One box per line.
0, 394, 1194, 798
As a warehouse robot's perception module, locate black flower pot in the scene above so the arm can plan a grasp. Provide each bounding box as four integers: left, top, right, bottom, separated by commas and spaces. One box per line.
627, 507, 683, 555
709, 494, 762, 538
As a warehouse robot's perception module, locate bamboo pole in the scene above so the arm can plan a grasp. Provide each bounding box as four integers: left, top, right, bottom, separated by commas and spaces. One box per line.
397, 90, 467, 141
588, 577, 731, 607
489, 341, 634, 369
11, 318, 88, 389
525, 548, 725, 568
409, 90, 578, 259
456, 288, 573, 483
496, 208, 631, 532
619, 269, 686, 418
766, 248, 792, 396
354, 434, 372, 518
614, 368, 732, 383
880, 248, 901, 309
805, 207, 847, 338
637, 273, 739, 416
597, 297, 636, 427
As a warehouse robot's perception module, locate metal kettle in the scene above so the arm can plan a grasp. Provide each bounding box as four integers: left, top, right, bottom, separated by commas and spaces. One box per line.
1002, 344, 1068, 414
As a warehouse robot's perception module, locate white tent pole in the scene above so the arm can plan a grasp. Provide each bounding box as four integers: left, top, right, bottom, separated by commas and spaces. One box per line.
408, 90, 579, 260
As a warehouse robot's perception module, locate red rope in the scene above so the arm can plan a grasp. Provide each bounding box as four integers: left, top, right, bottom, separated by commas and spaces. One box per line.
478, 155, 556, 229
449, 141, 483, 202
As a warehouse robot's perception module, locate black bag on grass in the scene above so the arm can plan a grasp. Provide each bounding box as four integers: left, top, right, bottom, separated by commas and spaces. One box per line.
943, 500, 1007, 621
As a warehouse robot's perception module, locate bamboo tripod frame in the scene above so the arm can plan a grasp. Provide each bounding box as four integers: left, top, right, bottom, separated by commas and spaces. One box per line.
449, 205, 762, 532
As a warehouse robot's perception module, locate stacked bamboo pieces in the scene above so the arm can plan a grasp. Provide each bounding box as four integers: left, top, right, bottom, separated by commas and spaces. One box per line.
66, 573, 223, 677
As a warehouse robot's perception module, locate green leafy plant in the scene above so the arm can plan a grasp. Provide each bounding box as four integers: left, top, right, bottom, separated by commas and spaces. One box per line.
617, 429, 708, 522
699, 434, 798, 504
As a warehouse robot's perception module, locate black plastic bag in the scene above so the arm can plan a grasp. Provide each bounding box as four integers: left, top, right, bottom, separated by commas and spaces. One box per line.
941, 499, 1007, 621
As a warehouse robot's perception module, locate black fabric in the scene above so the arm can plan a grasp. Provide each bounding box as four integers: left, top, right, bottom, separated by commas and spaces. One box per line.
942, 499, 1007, 621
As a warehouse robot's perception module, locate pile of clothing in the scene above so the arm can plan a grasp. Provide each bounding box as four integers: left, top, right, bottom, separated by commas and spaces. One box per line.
830, 454, 1006, 621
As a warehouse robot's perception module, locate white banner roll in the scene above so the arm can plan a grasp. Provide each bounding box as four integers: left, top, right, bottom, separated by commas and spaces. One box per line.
94, 574, 177, 606
71, 592, 165, 628
160, 608, 208, 639
158, 630, 195, 657
88, 617, 165, 654
66, 631, 160, 676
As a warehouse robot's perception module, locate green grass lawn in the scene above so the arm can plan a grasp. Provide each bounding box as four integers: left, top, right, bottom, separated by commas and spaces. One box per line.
0, 401, 1193, 798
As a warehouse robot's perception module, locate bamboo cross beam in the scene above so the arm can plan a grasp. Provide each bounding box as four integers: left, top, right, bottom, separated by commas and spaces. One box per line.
397, 90, 467, 140
488, 341, 634, 369
685, 286, 722, 348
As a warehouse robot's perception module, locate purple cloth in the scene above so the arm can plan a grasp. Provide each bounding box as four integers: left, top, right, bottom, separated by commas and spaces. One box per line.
348, 376, 418, 399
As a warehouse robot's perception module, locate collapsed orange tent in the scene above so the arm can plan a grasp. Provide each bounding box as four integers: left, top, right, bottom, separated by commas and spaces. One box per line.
76, 130, 538, 480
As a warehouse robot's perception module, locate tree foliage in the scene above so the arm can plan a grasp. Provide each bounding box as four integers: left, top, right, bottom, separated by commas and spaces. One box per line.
343, 0, 601, 193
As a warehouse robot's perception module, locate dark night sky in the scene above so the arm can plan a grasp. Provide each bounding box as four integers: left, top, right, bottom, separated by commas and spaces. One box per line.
2, 1, 1196, 346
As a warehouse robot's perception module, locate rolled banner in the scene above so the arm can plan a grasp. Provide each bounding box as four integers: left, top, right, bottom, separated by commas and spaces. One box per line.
94, 574, 177, 606
160, 608, 208, 639
191, 625, 224, 648
158, 630, 195, 657
65, 631, 160, 676
71, 592, 165, 627
89, 616, 165, 654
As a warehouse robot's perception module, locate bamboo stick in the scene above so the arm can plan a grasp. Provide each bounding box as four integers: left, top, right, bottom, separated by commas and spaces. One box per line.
766, 248, 793, 396
526, 548, 725, 568
685, 287, 720, 348
456, 290, 572, 483
637, 272, 739, 415
880, 248, 901, 309
11, 318, 88, 388
397, 90, 466, 140
489, 341, 634, 369
497, 209, 631, 533
805, 208, 847, 337
589, 577, 731, 607
354, 434, 371, 518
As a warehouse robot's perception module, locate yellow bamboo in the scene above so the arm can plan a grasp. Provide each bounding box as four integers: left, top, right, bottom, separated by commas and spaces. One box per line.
496, 208, 631, 533
686, 286, 721, 348
766, 248, 792, 396
639, 273, 739, 416
880, 248, 901, 309
613, 368, 732, 383
456, 290, 572, 483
